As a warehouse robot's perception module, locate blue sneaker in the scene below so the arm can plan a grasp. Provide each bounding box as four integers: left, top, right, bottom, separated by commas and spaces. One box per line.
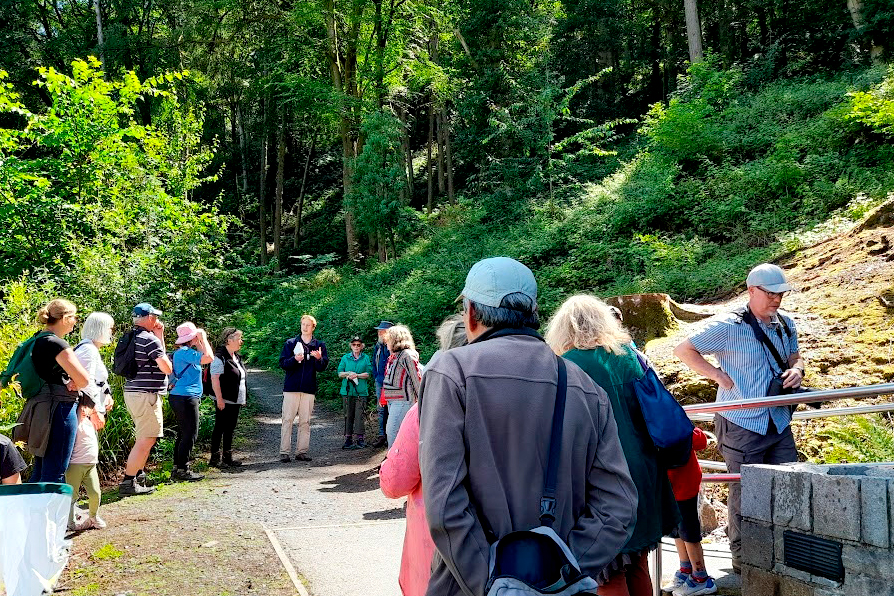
673, 576, 717, 596
661, 571, 689, 593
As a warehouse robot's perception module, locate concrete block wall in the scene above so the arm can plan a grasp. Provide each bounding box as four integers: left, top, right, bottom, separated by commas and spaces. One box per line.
740, 463, 894, 596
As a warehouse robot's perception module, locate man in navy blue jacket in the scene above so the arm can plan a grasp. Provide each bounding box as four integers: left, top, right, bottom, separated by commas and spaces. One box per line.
370, 320, 393, 448
279, 314, 329, 462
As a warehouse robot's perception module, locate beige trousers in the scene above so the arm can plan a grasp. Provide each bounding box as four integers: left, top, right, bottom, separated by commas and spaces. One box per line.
281, 391, 314, 455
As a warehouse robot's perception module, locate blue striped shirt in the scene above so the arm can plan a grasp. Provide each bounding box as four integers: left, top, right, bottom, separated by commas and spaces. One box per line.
687, 309, 799, 435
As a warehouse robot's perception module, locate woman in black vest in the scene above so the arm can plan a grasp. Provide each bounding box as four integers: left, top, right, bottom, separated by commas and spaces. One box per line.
209, 328, 247, 467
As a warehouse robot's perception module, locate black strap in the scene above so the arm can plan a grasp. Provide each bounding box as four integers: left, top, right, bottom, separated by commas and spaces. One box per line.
465, 354, 568, 541
742, 308, 788, 373
540, 355, 567, 528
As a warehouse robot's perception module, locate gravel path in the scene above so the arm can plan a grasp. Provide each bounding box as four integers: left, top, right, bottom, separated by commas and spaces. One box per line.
59, 368, 405, 596
217, 367, 405, 596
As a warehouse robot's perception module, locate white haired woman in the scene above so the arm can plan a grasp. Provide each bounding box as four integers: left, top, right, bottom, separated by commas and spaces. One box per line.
66, 312, 117, 530
545, 295, 680, 596
380, 325, 421, 447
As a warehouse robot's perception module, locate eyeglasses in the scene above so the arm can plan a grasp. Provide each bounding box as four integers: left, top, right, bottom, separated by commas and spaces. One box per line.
757, 287, 787, 300
351, 343, 362, 347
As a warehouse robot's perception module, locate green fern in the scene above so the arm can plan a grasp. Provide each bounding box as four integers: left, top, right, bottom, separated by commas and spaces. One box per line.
817, 414, 894, 464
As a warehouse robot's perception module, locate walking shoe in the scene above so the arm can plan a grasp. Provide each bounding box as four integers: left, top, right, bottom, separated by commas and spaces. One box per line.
352, 439, 367, 449
208, 452, 221, 467
294, 453, 312, 462
119, 478, 155, 496
280, 454, 292, 463
135, 469, 149, 486
222, 454, 242, 467
342, 437, 354, 449
171, 467, 205, 482
371, 436, 387, 448
90, 515, 107, 529
673, 576, 717, 596
661, 571, 690, 593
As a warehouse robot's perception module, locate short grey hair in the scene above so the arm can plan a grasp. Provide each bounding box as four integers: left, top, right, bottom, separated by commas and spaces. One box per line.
81, 312, 115, 345
465, 292, 539, 329
436, 314, 468, 351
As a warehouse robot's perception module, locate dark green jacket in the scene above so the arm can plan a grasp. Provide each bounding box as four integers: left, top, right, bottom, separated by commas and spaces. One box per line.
563, 345, 680, 554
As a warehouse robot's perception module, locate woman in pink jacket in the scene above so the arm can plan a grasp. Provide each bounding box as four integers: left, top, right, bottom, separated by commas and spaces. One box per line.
379, 315, 466, 596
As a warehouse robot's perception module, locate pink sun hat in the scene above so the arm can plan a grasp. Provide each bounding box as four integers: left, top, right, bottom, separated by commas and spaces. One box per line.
175, 322, 199, 344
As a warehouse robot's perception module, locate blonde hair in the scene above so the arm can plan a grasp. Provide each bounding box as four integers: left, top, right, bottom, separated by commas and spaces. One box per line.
386, 325, 416, 352
301, 314, 317, 328
436, 314, 467, 351
545, 295, 632, 356
37, 298, 77, 326
81, 312, 115, 345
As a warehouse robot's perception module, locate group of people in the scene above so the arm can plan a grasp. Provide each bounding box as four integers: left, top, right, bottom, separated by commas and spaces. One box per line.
366, 257, 804, 596
1, 256, 805, 596
3, 300, 249, 530
276, 316, 425, 460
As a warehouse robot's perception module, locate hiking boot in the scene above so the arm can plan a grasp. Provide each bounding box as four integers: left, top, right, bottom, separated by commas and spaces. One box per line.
352, 439, 367, 449
222, 453, 242, 467
119, 477, 155, 496
171, 467, 205, 482
208, 452, 221, 467
280, 454, 292, 463
372, 436, 387, 448
673, 576, 717, 596
342, 437, 354, 450
294, 453, 312, 462
661, 571, 690, 593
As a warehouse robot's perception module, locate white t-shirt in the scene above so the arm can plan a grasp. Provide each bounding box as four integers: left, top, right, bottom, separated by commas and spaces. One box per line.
210, 356, 247, 405
73, 340, 110, 414
69, 414, 99, 465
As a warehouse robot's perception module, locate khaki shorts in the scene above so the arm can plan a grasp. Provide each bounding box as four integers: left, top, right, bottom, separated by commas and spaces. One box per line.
124, 391, 164, 438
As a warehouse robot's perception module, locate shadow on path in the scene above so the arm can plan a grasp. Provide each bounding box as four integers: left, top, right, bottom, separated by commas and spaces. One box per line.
319, 467, 382, 493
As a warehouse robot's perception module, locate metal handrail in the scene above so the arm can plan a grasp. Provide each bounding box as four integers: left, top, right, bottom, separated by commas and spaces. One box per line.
688, 400, 894, 422
681, 383, 894, 415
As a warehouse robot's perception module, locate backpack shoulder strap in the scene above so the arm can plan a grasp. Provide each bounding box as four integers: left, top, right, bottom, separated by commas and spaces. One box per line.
540, 355, 567, 528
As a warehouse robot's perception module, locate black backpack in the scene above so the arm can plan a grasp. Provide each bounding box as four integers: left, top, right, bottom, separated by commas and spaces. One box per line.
112, 329, 140, 379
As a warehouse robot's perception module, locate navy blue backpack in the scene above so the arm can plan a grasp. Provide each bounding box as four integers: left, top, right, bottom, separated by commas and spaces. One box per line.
632, 350, 694, 469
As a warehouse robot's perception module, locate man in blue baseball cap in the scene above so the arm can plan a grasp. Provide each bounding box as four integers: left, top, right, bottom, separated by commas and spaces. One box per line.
418, 257, 637, 596
370, 320, 394, 448
674, 263, 804, 572
119, 302, 173, 495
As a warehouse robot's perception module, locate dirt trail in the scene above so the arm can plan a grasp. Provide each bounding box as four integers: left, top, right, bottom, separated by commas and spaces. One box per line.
60, 368, 405, 596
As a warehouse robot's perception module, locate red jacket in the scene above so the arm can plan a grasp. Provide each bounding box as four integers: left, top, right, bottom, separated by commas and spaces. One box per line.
667, 428, 708, 501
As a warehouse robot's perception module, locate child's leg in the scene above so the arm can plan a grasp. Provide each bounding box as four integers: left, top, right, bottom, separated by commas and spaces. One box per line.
683, 541, 707, 575
64, 463, 89, 523
674, 538, 692, 573
83, 464, 102, 517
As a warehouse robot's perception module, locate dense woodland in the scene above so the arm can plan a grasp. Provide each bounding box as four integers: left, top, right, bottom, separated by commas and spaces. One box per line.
1, 0, 894, 468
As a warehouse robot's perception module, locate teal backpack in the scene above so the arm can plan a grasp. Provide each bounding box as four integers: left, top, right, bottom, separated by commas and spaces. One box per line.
1, 331, 53, 399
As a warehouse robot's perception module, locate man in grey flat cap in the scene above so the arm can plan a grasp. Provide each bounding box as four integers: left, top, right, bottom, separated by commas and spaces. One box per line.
674, 263, 805, 572
419, 257, 637, 596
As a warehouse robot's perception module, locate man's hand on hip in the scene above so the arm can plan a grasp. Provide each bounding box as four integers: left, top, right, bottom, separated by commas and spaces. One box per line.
714, 368, 735, 390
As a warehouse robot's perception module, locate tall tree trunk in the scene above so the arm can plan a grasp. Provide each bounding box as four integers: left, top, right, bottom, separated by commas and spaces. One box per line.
683, 0, 704, 63
93, 0, 105, 69
259, 98, 269, 266
399, 105, 413, 198
848, 0, 884, 61
324, 0, 361, 263
293, 134, 316, 249
377, 229, 386, 262
441, 109, 454, 204
274, 113, 286, 271
426, 102, 435, 213
236, 102, 249, 197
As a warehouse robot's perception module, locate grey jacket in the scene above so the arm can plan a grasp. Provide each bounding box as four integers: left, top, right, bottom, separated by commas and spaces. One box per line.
419, 330, 638, 596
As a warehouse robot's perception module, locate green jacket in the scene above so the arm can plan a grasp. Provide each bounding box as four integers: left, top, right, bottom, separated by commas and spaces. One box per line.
337, 352, 373, 396
562, 345, 680, 555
